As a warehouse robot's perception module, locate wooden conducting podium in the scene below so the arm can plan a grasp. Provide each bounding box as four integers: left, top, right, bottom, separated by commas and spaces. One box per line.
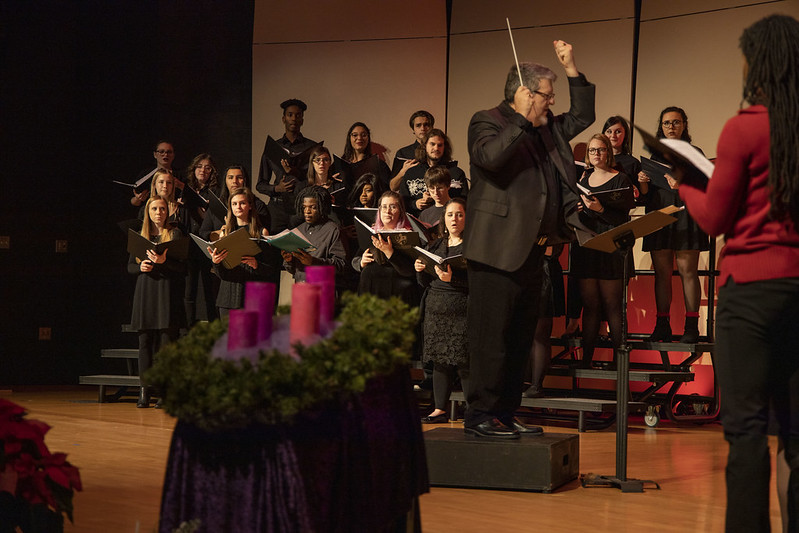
425, 207, 681, 493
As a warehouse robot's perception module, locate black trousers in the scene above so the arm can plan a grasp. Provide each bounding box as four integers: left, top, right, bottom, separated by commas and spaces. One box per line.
716, 277, 799, 532
464, 246, 544, 427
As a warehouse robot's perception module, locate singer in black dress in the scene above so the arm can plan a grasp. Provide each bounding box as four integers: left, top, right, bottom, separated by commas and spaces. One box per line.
570, 134, 635, 367
128, 195, 187, 408
414, 198, 469, 423
638, 107, 709, 343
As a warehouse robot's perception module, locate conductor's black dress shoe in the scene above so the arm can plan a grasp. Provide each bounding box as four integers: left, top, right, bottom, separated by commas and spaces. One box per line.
503, 417, 544, 435
464, 418, 520, 439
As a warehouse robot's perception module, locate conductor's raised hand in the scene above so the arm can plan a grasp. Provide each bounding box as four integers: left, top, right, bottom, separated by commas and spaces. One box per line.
553, 40, 578, 76
513, 85, 535, 120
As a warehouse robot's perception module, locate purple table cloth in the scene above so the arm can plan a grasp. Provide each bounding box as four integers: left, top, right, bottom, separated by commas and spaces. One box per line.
159, 367, 428, 532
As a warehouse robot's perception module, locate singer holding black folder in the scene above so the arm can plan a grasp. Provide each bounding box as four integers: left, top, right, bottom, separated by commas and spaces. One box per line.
341, 122, 392, 191
353, 191, 418, 306
638, 107, 708, 343
570, 134, 635, 368
139, 170, 189, 234
128, 195, 187, 408
256, 99, 317, 233
209, 188, 276, 319
183, 154, 220, 324
462, 40, 594, 439
676, 15, 799, 532
129, 140, 176, 208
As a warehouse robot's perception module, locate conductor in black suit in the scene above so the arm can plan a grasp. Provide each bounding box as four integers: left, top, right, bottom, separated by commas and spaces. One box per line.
462, 40, 595, 438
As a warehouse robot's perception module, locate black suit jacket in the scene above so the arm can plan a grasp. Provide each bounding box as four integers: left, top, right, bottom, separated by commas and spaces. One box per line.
463, 74, 595, 272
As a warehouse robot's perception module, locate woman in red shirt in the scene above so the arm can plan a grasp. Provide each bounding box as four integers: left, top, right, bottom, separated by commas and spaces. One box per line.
678, 15, 799, 533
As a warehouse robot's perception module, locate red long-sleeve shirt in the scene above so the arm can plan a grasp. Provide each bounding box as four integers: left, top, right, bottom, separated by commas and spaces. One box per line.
679, 105, 799, 285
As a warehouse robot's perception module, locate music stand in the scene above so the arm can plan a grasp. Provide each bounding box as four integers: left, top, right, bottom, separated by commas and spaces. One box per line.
577, 206, 680, 492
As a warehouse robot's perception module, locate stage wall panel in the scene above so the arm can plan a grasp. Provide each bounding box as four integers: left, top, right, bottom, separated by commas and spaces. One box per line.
251, 0, 448, 184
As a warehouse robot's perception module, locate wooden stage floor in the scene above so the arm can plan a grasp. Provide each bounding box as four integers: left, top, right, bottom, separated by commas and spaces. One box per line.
2, 387, 784, 532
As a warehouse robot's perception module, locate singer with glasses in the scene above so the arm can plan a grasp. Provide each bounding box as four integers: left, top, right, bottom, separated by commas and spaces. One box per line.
638, 106, 708, 343
570, 134, 635, 368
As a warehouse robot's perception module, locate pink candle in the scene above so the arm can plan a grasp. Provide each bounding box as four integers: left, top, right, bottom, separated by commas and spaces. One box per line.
290, 283, 320, 345
227, 309, 259, 350
244, 282, 276, 342
305, 265, 335, 329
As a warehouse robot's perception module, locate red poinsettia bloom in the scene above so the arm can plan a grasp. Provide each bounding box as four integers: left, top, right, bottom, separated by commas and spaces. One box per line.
0, 398, 82, 524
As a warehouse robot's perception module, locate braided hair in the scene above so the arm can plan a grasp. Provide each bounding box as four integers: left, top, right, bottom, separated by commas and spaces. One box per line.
740, 14, 799, 227
294, 185, 332, 223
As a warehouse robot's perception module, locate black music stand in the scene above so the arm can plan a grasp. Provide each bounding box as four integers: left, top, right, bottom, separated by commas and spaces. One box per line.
577, 206, 680, 492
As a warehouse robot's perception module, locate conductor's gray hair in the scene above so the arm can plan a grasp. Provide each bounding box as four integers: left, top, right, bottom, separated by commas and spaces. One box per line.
503, 62, 557, 103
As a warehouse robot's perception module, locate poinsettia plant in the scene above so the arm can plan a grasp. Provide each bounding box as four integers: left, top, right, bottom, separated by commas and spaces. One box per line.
0, 398, 82, 532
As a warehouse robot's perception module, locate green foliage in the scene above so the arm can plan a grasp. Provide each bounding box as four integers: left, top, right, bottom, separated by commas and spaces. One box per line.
145, 293, 418, 431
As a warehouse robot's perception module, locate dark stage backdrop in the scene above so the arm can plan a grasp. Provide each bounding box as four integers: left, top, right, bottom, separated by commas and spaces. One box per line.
0, 1, 254, 385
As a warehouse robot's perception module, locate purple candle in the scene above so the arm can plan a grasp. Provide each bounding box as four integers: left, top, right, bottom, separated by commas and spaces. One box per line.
227, 309, 259, 350
305, 265, 335, 328
244, 282, 276, 342
290, 283, 320, 345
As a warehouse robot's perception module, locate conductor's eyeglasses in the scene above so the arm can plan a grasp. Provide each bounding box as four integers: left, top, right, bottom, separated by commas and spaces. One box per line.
534, 91, 555, 102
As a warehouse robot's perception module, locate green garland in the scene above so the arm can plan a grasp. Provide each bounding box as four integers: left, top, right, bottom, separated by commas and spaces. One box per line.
145, 293, 419, 431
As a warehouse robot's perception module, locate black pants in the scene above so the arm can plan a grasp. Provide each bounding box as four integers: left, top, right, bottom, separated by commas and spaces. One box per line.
716, 277, 799, 532
464, 247, 544, 427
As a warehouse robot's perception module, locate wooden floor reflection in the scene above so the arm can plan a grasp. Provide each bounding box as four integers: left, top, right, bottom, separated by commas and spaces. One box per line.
3, 387, 783, 533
